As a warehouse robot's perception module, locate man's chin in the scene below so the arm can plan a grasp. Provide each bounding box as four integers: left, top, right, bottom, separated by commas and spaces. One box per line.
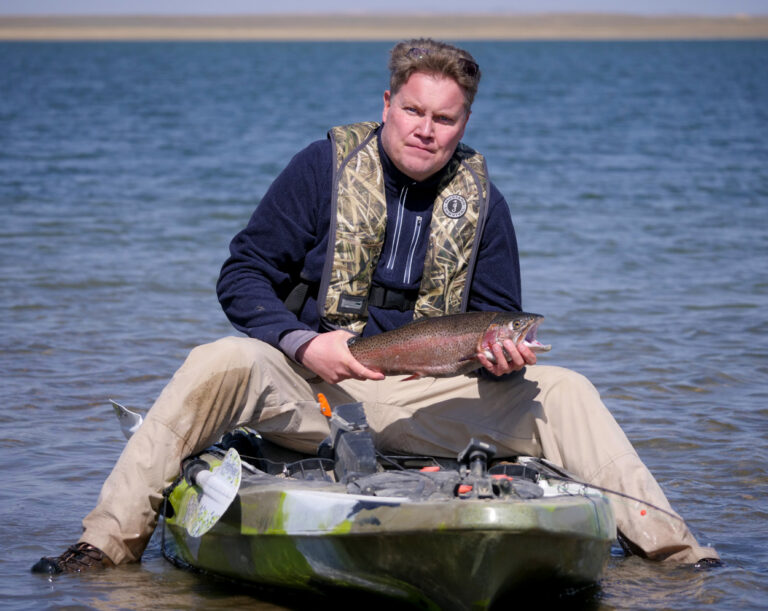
401, 158, 441, 182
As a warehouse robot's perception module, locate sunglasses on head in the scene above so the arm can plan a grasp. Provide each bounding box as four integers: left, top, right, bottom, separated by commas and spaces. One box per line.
405, 47, 479, 78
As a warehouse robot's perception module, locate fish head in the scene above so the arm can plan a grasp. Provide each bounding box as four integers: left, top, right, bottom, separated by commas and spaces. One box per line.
481, 312, 552, 358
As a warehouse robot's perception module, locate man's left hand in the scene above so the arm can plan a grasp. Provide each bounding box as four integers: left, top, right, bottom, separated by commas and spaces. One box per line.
476, 339, 537, 376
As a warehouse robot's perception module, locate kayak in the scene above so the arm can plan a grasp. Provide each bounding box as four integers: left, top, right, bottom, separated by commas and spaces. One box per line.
160, 402, 615, 609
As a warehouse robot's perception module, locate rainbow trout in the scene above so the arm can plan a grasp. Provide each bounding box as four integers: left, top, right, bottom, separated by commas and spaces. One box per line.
347, 311, 550, 379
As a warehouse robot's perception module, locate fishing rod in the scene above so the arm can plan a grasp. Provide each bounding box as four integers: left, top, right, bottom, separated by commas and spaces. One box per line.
543, 474, 684, 523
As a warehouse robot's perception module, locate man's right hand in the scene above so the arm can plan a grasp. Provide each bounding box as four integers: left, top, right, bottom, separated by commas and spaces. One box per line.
296, 330, 385, 384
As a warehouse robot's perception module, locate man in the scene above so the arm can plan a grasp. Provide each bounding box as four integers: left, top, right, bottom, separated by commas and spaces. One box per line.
33, 38, 718, 574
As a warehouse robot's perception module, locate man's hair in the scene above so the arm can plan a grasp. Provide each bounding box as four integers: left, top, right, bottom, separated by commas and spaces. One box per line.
388, 38, 481, 110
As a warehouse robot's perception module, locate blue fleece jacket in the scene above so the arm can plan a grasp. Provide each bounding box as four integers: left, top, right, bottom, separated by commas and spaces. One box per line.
217, 128, 523, 360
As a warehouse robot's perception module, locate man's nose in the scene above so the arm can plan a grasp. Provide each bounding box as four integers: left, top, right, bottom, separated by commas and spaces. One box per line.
414, 116, 434, 138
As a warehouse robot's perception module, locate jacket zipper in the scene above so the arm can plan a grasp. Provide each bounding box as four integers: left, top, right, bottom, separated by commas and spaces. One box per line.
403, 216, 423, 284
385, 185, 408, 271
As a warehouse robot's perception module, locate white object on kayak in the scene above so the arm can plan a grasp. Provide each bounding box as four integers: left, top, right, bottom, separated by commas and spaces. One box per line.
183, 448, 242, 537
110, 399, 143, 440
108, 399, 241, 535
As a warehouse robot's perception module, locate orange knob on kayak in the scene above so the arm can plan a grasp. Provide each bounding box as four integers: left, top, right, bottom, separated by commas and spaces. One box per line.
317, 393, 332, 418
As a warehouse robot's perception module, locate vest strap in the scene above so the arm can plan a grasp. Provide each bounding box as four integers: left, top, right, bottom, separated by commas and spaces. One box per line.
368, 285, 418, 312
284, 281, 417, 315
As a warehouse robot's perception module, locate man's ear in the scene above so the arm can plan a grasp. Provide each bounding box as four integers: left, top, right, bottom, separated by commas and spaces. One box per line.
382, 90, 391, 123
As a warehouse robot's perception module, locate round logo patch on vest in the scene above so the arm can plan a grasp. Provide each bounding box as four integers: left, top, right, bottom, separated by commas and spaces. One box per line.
442, 194, 468, 219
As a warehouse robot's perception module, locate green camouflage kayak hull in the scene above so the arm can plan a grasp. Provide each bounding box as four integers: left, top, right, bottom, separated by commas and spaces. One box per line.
165, 477, 613, 609
162, 416, 615, 610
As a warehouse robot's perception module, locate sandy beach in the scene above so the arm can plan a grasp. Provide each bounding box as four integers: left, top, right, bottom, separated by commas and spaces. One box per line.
1, 13, 767, 41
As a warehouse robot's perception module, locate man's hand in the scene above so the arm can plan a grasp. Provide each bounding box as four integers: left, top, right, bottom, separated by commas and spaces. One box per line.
475, 339, 537, 377
296, 330, 386, 384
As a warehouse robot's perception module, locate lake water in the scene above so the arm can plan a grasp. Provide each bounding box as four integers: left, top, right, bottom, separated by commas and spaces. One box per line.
1, 40, 766, 609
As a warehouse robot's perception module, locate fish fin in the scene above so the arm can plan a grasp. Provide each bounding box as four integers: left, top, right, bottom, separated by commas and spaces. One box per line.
401, 373, 422, 381
457, 355, 481, 363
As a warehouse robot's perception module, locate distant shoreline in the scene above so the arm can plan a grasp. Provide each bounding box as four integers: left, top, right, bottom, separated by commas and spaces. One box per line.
1, 13, 767, 41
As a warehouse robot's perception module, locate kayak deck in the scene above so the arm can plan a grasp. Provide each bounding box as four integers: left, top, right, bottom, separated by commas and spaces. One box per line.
162, 423, 615, 610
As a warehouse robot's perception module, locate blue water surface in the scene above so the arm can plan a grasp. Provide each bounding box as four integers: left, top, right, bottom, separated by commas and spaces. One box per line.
1, 40, 766, 609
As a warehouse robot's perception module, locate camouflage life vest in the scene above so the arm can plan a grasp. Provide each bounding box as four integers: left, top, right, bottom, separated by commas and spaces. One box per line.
318, 122, 490, 334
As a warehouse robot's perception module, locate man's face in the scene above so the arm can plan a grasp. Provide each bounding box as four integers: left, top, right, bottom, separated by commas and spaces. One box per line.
380, 72, 470, 182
